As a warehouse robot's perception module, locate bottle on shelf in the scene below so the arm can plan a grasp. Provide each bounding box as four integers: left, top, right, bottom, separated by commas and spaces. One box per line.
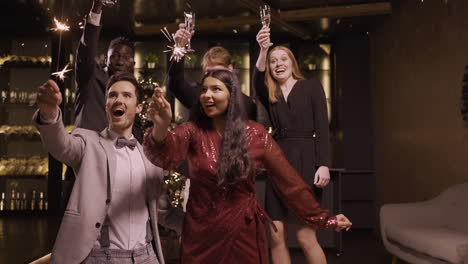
15, 191, 21, 210
31, 190, 36, 210
21, 192, 27, 210
0, 192, 5, 211
38, 191, 44, 211
10, 189, 15, 210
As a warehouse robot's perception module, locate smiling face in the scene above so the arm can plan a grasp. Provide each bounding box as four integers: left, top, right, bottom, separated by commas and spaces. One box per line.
105, 80, 142, 136
268, 49, 294, 83
199, 76, 230, 120
106, 44, 135, 76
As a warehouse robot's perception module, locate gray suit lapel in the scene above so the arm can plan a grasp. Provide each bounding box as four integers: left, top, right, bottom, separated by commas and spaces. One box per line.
99, 129, 117, 199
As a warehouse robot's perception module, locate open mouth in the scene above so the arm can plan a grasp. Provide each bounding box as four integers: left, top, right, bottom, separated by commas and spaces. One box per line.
204, 103, 216, 109
275, 68, 286, 74
112, 108, 125, 117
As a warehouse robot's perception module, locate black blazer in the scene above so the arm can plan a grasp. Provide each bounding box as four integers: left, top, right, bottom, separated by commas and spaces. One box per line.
73, 21, 143, 141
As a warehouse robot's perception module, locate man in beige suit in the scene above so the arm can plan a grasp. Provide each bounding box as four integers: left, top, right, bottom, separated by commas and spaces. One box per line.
33, 73, 183, 264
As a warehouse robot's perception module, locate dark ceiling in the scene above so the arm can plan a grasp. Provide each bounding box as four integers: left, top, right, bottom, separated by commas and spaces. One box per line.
0, 0, 391, 41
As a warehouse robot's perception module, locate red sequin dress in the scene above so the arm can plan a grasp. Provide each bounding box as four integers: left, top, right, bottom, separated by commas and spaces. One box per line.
143, 121, 337, 264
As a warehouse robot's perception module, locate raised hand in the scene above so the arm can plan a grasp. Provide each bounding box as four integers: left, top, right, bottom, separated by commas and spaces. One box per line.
148, 88, 172, 141
335, 214, 352, 232
36, 79, 62, 122
256, 26, 273, 50
92, 0, 104, 13
174, 23, 194, 48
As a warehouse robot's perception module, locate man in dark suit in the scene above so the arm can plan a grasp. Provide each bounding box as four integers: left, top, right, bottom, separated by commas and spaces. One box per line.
33, 73, 183, 264
74, 0, 141, 139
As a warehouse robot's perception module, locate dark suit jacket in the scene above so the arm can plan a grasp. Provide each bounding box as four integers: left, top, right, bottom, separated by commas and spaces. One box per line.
73, 21, 143, 141
74, 21, 108, 132
167, 60, 257, 121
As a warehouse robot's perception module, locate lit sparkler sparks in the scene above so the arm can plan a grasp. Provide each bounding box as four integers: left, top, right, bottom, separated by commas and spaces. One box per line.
161, 27, 192, 62
51, 18, 70, 32
51, 64, 72, 81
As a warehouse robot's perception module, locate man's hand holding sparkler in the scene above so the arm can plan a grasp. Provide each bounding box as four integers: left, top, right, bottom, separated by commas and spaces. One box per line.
162, 12, 196, 62
174, 23, 194, 49
37, 80, 62, 122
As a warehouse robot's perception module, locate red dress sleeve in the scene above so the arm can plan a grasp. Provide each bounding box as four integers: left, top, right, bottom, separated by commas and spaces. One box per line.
143, 122, 195, 170
258, 125, 337, 230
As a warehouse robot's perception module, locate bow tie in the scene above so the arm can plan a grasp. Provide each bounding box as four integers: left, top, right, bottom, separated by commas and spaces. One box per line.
115, 137, 137, 150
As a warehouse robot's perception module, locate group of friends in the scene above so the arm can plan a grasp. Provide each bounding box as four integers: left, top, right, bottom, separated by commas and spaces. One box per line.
32, 0, 352, 263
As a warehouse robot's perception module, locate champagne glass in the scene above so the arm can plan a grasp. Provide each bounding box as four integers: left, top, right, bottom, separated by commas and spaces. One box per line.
184, 12, 195, 50
260, 5, 272, 46
260, 5, 271, 28
102, 0, 118, 7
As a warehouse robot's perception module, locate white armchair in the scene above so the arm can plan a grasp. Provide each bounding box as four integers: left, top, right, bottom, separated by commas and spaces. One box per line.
380, 182, 468, 264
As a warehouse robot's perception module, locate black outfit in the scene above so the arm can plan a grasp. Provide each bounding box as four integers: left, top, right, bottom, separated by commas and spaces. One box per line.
253, 67, 330, 222
74, 20, 143, 141
167, 60, 257, 120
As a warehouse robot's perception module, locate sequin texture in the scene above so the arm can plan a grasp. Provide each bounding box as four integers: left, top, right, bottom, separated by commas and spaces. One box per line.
143, 121, 337, 264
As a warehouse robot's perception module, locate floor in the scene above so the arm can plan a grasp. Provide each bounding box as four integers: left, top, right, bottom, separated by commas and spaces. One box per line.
0, 214, 404, 264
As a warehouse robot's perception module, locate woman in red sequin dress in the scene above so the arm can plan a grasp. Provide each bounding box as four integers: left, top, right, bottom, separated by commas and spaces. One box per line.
143, 69, 351, 264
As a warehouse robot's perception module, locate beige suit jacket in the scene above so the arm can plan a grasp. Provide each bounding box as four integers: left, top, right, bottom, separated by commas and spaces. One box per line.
33, 110, 183, 264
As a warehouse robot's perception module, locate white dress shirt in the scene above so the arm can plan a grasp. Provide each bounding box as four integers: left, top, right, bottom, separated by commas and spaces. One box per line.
39, 111, 151, 250
94, 130, 150, 250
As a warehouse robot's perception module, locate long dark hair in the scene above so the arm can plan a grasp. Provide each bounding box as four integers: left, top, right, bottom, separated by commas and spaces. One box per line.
189, 70, 251, 185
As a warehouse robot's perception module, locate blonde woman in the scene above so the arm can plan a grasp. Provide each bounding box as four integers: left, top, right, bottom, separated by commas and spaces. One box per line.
254, 27, 332, 264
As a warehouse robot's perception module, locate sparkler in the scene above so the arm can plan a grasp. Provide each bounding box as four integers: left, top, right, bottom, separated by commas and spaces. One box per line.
161, 27, 192, 62
51, 18, 70, 32
50, 16, 71, 82
51, 64, 72, 81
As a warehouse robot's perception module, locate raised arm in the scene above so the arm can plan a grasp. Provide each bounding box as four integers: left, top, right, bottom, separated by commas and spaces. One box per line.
167, 23, 198, 109
258, 126, 351, 231
33, 80, 85, 169
143, 87, 186, 231
143, 88, 193, 170
252, 27, 272, 109
75, 0, 103, 87
255, 26, 271, 72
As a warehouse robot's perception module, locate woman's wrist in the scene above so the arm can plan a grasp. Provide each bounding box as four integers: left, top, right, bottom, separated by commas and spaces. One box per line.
152, 125, 169, 142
